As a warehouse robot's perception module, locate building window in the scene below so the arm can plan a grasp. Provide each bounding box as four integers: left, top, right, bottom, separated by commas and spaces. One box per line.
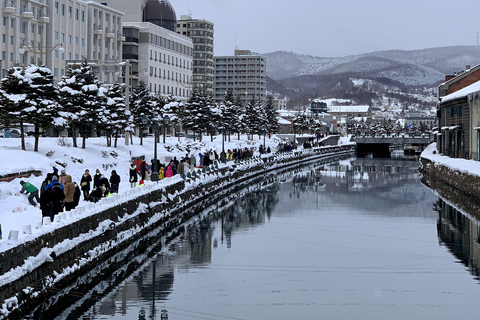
76, 8, 79, 20
61, 4, 65, 16
54, 2, 59, 14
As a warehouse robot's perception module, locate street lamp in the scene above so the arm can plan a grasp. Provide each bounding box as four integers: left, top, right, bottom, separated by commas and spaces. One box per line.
163, 115, 170, 143
19, 43, 64, 75
151, 121, 160, 182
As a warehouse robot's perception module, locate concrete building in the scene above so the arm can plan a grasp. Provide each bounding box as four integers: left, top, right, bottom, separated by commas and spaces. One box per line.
214, 49, 266, 105
177, 15, 214, 95
2, 0, 124, 81
122, 22, 192, 98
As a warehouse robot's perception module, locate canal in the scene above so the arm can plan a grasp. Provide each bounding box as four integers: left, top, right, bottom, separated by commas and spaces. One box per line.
48, 158, 480, 320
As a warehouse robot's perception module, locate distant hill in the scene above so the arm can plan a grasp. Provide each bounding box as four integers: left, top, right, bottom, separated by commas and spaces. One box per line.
264, 46, 480, 86
264, 46, 480, 110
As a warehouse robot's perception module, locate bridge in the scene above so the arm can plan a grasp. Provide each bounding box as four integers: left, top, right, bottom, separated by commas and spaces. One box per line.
352, 134, 434, 157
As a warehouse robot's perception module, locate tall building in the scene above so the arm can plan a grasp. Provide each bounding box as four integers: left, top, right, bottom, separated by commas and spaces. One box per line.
123, 22, 193, 98
93, 0, 193, 97
176, 15, 214, 95
214, 49, 266, 105
1, 0, 124, 81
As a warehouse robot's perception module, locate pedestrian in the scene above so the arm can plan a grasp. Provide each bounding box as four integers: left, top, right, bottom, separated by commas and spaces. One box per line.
40, 173, 53, 197
93, 169, 102, 188
99, 175, 110, 197
50, 180, 65, 221
140, 160, 147, 180
19, 180, 40, 206
50, 167, 59, 181
129, 163, 138, 188
158, 166, 164, 180
73, 182, 81, 208
177, 158, 185, 175
109, 170, 121, 193
58, 169, 67, 186
80, 169, 92, 200
190, 154, 196, 170
165, 164, 173, 178
63, 175, 76, 211
87, 187, 103, 203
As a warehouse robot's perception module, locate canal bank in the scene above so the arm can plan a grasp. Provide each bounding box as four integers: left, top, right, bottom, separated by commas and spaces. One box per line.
420, 145, 480, 218
0, 144, 355, 319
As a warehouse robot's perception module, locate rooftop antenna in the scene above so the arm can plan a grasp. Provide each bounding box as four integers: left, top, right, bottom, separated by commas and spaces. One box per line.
188, 5, 192, 18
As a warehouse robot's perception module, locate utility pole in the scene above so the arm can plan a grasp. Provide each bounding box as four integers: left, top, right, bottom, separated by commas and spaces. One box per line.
125, 60, 130, 146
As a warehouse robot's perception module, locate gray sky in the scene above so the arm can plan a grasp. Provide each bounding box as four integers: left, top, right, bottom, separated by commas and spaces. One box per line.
172, 0, 480, 57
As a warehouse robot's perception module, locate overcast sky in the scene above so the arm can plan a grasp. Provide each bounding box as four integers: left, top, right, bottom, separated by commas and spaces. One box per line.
172, 0, 480, 57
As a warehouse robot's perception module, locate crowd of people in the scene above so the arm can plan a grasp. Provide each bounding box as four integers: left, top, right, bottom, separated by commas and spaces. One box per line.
17, 146, 266, 223
19, 167, 122, 223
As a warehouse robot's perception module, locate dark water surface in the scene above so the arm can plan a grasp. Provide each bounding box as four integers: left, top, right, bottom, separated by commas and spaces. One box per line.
76, 158, 480, 320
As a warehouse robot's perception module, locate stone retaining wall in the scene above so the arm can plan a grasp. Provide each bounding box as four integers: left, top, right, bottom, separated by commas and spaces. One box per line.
0, 145, 355, 319
419, 157, 480, 217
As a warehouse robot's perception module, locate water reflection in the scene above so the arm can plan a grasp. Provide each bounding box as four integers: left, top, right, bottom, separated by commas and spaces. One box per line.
436, 198, 480, 282
77, 158, 479, 320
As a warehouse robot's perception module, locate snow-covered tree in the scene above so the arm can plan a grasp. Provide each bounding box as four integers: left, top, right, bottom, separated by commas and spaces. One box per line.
182, 89, 213, 141
265, 96, 279, 136
0, 66, 31, 150
103, 82, 129, 148
58, 60, 104, 148
130, 81, 156, 145
24, 65, 65, 151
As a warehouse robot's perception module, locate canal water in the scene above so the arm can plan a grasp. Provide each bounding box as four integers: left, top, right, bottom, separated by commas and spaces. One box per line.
61, 158, 480, 320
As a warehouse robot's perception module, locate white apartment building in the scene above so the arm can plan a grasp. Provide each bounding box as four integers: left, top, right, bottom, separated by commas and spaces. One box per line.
177, 15, 214, 95
214, 49, 267, 105
123, 22, 193, 98
1, 0, 124, 81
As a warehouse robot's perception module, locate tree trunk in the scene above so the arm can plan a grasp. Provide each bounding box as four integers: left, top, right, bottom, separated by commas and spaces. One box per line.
140, 136, 143, 146
20, 121, 26, 151
34, 125, 40, 152
114, 132, 118, 148
82, 135, 86, 149
72, 123, 78, 148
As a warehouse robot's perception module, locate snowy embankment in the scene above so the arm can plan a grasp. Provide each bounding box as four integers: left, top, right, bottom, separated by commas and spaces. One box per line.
420, 142, 480, 177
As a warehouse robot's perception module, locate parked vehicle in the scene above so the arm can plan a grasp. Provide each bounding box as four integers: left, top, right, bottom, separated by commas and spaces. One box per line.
0, 128, 21, 138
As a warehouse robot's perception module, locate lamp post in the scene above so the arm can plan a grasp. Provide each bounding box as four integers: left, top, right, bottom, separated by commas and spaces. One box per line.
151, 121, 160, 182
19, 43, 64, 66
163, 115, 170, 143
124, 60, 131, 146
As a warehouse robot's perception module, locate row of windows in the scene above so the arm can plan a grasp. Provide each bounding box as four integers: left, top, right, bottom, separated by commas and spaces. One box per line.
54, 1, 85, 21
148, 67, 191, 83
148, 83, 189, 97
178, 22, 213, 30
149, 50, 191, 70
149, 34, 192, 56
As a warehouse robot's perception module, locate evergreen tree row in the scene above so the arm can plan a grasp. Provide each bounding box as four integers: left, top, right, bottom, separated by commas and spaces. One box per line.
0, 61, 280, 151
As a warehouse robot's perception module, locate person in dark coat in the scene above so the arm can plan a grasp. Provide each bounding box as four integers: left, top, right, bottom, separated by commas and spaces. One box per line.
50, 167, 59, 181
40, 187, 53, 220
80, 169, 92, 200
140, 160, 147, 180
109, 170, 121, 193
73, 182, 81, 208
99, 175, 110, 197
87, 187, 103, 203
93, 169, 102, 188
50, 182, 65, 221
129, 163, 138, 188
40, 173, 53, 197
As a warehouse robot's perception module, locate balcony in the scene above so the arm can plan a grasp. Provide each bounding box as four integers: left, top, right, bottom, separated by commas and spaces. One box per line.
20, 11, 34, 19
93, 28, 103, 35
38, 16, 49, 23
2, 6, 15, 14
105, 32, 115, 38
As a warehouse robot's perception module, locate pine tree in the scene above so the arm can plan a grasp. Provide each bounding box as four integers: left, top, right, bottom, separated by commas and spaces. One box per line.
0, 66, 31, 150
58, 60, 104, 148
24, 65, 64, 151
182, 89, 212, 141
130, 81, 155, 145
265, 96, 279, 137
103, 82, 128, 148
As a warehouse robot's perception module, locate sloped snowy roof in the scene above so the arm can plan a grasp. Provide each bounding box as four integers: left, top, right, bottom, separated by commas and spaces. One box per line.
277, 117, 291, 125
440, 80, 480, 103
328, 105, 370, 113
